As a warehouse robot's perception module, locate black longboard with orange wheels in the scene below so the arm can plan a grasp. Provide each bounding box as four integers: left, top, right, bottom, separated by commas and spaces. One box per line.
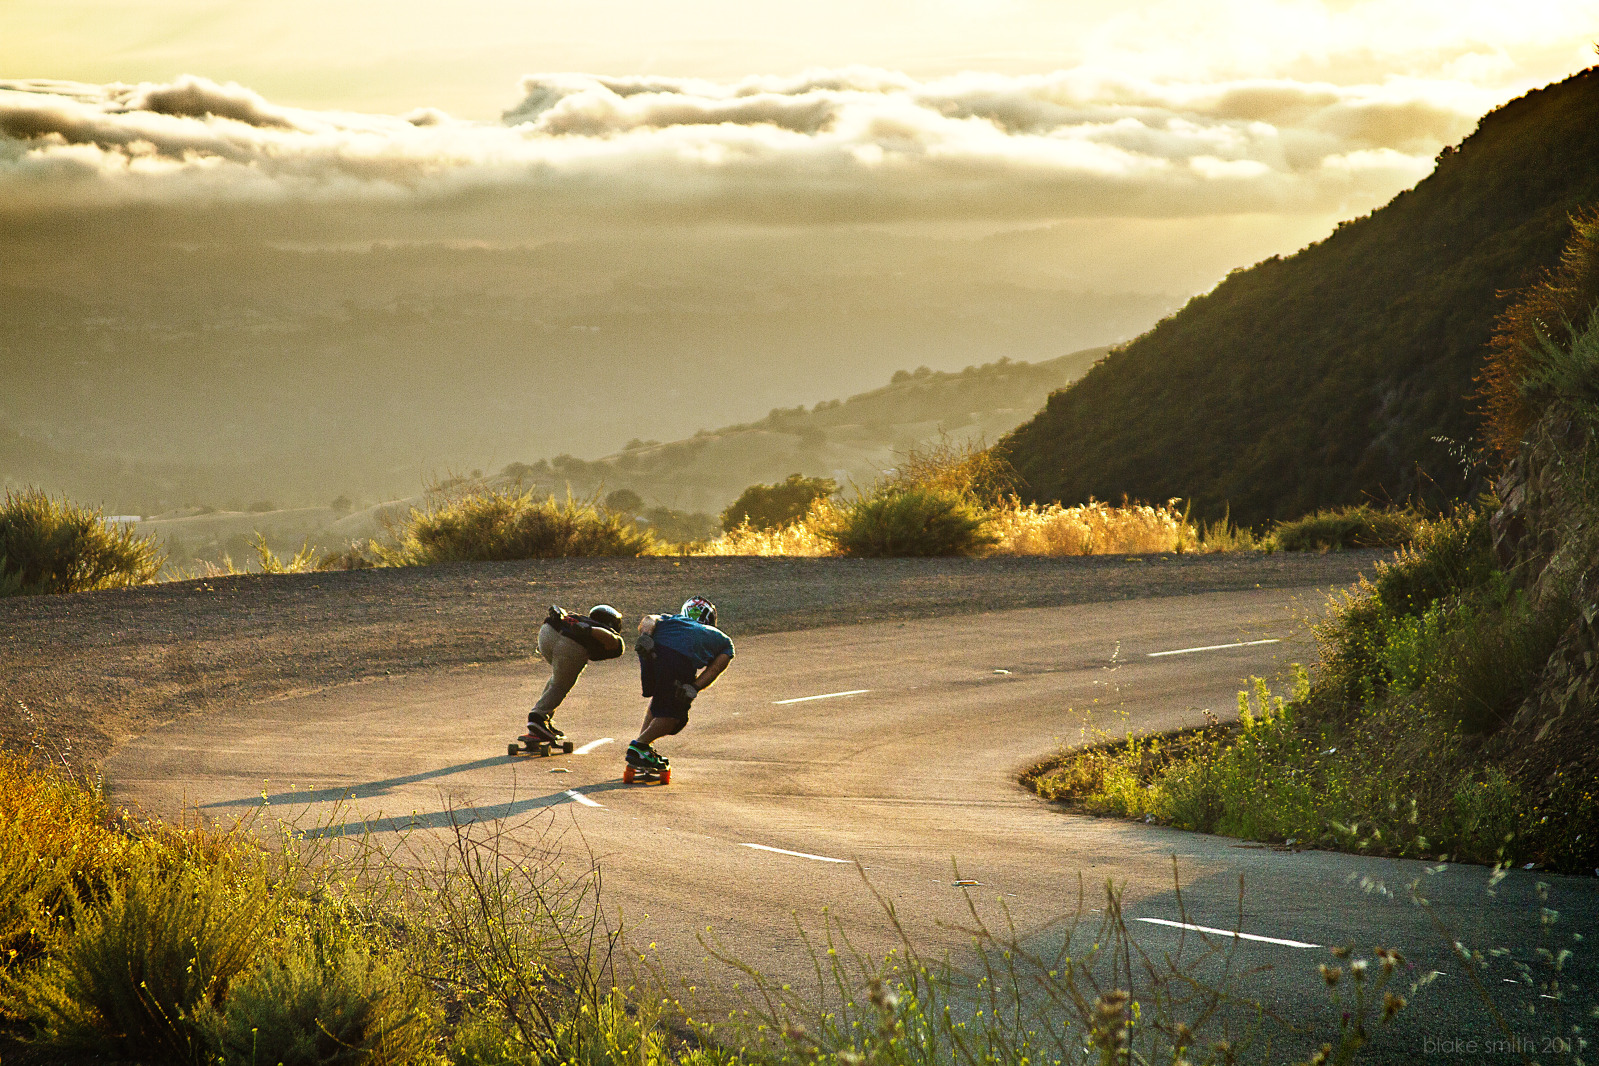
622, 764, 670, 785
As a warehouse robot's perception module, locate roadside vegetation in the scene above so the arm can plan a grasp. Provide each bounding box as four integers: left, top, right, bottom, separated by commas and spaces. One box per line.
1026, 216, 1599, 874
0, 489, 164, 596
367, 487, 654, 565
0, 745, 1477, 1066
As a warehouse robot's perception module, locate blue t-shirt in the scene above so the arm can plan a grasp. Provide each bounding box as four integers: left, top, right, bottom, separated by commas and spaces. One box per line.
651, 615, 735, 669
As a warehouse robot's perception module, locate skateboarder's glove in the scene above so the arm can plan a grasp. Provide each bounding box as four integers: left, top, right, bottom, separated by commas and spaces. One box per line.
635, 631, 655, 657
546, 605, 565, 626
676, 681, 699, 706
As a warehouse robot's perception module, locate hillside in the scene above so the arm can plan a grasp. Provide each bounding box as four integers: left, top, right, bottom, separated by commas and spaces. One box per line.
499, 348, 1106, 514
1003, 67, 1599, 525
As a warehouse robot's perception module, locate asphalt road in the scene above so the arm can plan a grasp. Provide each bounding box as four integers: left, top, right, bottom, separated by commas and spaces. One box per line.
108, 585, 1596, 1062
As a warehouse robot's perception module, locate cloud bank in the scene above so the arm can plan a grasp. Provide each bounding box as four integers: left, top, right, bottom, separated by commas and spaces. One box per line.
0, 67, 1498, 224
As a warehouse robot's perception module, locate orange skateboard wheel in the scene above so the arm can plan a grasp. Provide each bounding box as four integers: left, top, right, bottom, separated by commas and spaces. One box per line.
623, 766, 636, 784
659, 769, 671, 785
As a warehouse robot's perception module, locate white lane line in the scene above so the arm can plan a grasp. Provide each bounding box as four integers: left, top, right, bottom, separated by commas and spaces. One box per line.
574, 738, 613, 755
772, 689, 869, 705
1135, 917, 1319, 948
563, 789, 604, 808
1147, 639, 1280, 658
740, 842, 851, 864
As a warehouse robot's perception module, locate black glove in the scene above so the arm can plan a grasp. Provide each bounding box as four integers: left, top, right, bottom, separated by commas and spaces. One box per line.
546, 605, 565, 626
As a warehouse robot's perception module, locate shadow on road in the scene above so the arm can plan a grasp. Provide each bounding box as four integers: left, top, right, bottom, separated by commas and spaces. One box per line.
200, 755, 516, 809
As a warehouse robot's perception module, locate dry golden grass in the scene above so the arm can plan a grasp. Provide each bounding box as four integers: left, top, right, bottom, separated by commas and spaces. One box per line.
989, 497, 1193, 556
698, 500, 841, 556
697, 496, 1207, 557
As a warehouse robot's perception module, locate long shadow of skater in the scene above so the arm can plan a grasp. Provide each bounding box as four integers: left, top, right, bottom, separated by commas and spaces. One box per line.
201, 756, 510, 809
295, 781, 639, 838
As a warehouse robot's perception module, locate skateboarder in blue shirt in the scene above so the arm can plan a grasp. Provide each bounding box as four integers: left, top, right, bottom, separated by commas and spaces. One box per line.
629, 596, 733, 771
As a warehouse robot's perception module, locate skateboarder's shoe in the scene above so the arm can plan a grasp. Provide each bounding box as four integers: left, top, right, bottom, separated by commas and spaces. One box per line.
626, 741, 667, 770
525, 713, 565, 742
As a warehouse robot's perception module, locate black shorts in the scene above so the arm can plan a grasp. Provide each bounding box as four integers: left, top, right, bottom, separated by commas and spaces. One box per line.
640, 643, 696, 720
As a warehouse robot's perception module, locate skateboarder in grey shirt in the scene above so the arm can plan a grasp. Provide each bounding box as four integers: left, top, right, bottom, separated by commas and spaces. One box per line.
520, 604, 624, 748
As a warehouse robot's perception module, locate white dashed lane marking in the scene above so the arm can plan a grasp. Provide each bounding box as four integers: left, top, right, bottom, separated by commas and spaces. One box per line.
1147, 639, 1280, 658
574, 738, 613, 755
772, 689, 870, 705
563, 789, 604, 808
740, 843, 851, 864
1135, 917, 1319, 948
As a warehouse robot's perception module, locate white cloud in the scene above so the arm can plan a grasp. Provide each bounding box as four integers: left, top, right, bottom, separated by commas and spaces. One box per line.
0, 66, 1506, 225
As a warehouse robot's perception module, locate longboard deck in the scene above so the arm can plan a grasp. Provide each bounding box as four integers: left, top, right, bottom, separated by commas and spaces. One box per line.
507, 738, 576, 757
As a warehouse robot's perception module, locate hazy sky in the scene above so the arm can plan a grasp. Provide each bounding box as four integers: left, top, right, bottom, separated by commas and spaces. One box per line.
2, 2, 1596, 283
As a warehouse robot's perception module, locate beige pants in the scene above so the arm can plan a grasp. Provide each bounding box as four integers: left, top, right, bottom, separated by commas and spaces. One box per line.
532, 622, 589, 718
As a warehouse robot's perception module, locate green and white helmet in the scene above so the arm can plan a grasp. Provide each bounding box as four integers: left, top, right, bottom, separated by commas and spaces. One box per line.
680, 597, 717, 626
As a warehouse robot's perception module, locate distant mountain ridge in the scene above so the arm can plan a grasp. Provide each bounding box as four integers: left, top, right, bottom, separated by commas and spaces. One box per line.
1003, 67, 1599, 525
504, 347, 1108, 514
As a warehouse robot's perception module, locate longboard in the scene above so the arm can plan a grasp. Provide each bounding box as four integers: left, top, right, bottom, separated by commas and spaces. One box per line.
622, 764, 670, 785
508, 736, 576, 758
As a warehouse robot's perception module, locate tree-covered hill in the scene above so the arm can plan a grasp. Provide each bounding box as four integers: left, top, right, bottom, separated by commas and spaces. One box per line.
502, 348, 1107, 514
1003, 67, 1599, 525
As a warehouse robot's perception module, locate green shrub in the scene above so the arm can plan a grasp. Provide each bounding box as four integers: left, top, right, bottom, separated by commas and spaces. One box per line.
19, 856, 274, 1063
208, 933, 431, 1066
0, 488, 164, 596
1425, 587, 1576, 733
1315, 508, 1497, 707
820, 485, 997, 557
719, 473, 836, 533
375, 488, 653, 565
1269, 504, 1423, 551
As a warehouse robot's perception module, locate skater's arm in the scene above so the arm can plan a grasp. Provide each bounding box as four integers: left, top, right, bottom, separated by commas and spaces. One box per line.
587, 626, 623, 657
693, 653, 732, 691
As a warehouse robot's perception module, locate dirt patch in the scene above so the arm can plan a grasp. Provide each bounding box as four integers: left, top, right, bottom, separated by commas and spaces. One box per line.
1, 551, 1379, 772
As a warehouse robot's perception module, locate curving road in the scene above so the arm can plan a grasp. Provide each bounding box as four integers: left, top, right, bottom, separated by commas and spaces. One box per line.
108, 584, 1596, 1062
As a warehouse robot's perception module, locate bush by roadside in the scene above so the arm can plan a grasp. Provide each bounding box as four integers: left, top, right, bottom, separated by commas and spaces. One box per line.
372, 487, 654, 565
1269, 505, 1424, 552
0, 489, 164, 596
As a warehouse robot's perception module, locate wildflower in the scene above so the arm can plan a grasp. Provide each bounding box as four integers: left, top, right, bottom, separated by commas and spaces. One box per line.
1308, 1043, 1332, 1065
1350, 959, 1368, 983
1319, 964, 1342, 987
1375, 946, 1405, 974
1383, 992, 1407, 1021
1330, 945, 1351, 959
